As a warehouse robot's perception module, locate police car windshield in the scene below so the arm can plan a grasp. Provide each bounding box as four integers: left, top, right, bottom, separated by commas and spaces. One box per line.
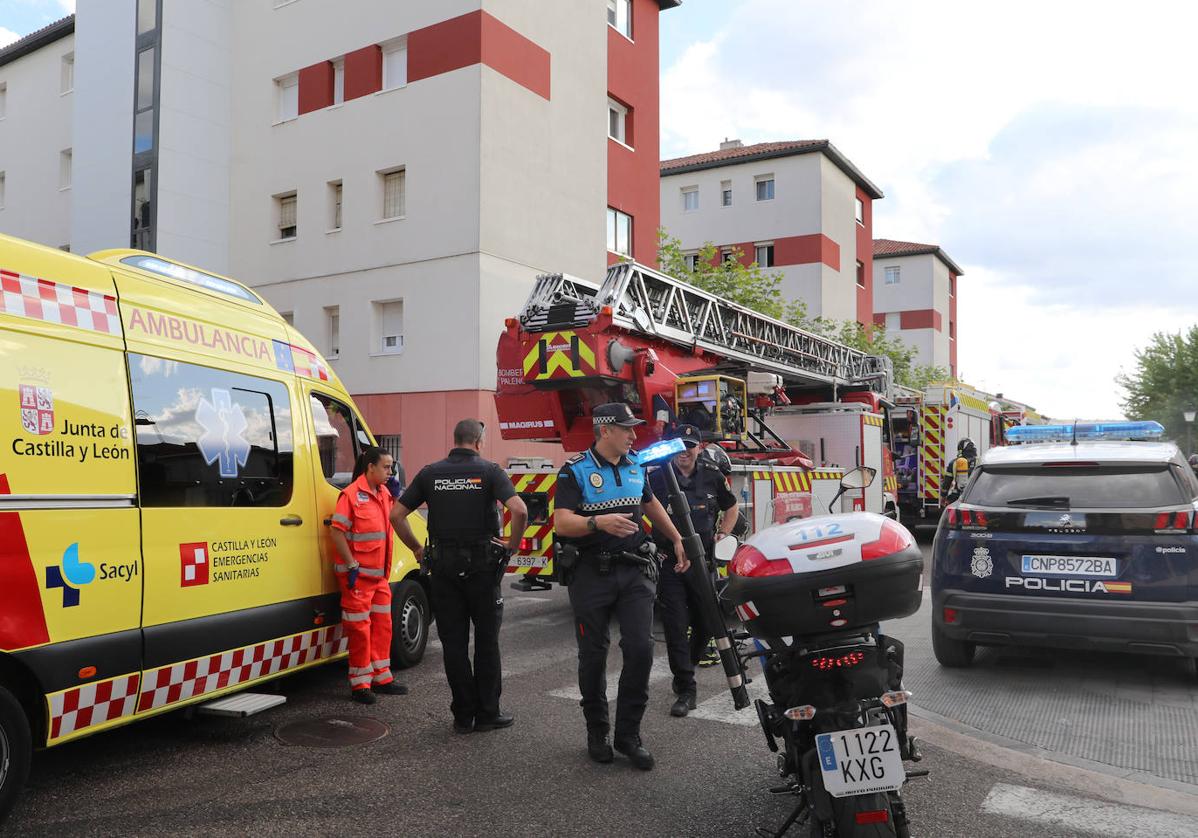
966, 465, 1186, 509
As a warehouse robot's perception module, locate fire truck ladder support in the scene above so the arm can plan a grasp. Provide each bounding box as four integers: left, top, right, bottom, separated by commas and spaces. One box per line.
519, 261, 892, 393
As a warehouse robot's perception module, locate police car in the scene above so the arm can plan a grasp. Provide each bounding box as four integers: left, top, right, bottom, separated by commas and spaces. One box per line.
931, 421, 1198, 668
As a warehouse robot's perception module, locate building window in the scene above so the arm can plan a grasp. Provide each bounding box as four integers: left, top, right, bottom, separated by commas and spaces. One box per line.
855, 197, 864, 225
856, 260, 865, 288
885, 266, 900, 285
950, 276, 956, 297
608, 98, 629, 145
134, 47, 156, 153
328, 181, 342, 230
326, 306, 340, 358
374, 299, 404, 354
137, 0, 157, 34
332, 58, 345, 105
276, 192, 297, 239
382, 38, 408, 90
275, 74, 298, 122
61, 53, 74, 94
0, 83, 6, 118
682, 187, 699, 213
607, 0, 632, 39
722, 249, 736, 265
59, 149, 72, 190
949, 321, 956, 339
755, 244, 775, 268
0, 172, 5, 210
721, 180, 732, 207
132, 168, 153, 248
380, 168, 406, 220
683, 252, 700, 272
884, 312, 900, 331
606, 207, 632, 257
755, 175, 774, 201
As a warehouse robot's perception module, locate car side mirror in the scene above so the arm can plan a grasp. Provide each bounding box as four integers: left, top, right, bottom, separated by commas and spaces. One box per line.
840, 466, 877, 490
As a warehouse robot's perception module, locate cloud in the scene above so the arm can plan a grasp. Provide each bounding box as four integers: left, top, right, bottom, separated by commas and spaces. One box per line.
0, 28, 19, 47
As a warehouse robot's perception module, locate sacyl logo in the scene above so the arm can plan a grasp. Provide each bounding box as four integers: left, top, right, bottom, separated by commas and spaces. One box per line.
46, 543, 95, 607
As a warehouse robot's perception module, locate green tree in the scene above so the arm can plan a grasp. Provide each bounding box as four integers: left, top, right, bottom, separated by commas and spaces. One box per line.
1116, 326, 1198, 450
657, 229, 932, 389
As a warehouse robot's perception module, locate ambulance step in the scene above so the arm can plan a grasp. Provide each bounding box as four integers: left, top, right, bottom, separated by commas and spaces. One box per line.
197, 692, 286, 717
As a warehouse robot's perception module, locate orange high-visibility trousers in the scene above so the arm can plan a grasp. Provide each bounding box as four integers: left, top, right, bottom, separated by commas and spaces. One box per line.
338, 571, 394, 690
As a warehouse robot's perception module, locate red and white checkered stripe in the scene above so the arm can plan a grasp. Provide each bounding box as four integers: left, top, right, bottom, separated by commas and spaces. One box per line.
137, 625, 347, 713
48, 673, 140, 742
734, 601, 760, 622
0, 269, 121, 335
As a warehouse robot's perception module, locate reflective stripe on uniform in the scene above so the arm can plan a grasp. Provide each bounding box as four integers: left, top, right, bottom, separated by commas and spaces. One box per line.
333, 563, 358, 573
370, 604, 390, 614
372, 659, 390, 670
350, 675, 372, 687
330, 513, 353, 528
349, 665, 374, 676
358, 566, 386, 577
345, 530, 386, 542
342, 610, 371, 622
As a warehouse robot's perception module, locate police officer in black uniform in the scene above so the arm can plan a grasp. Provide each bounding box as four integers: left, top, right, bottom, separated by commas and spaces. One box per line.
648, 424, 739, 718
553, 403, 689, 770
391, 419, 528, 734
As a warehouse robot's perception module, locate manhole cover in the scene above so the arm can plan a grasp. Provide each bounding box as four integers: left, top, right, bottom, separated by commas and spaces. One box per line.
275, 716, 389, 748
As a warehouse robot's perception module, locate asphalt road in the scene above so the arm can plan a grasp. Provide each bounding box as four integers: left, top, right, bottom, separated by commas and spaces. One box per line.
8, 541, 1198, 837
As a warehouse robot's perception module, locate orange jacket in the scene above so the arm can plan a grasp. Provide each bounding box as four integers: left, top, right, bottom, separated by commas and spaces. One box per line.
330, 474, 394, 574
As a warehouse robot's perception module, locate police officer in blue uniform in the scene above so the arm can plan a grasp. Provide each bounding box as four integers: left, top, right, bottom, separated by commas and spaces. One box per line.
648, 425, 739, 717
553, 403, 689, 770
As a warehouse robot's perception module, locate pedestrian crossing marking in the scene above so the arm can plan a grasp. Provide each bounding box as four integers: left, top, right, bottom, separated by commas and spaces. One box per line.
981, 783, 1198, 837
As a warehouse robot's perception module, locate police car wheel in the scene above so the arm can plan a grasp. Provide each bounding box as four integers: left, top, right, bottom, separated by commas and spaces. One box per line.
391, 579, 430, 669
931, 623, 976, 668
0, 685, 32, 824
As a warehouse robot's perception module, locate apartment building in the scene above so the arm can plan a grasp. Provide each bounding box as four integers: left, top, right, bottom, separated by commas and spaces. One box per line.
872, 238, 963, 377
0, 0, 678, 469
659, 139, 883, 325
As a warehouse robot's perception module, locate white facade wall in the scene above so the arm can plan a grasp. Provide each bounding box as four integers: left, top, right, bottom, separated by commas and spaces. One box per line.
660, 151, 859, 320
872, 252, 952, 370
0, 32, 75, 249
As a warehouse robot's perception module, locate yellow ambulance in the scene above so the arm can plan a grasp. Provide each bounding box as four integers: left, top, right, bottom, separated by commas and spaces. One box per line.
0, 233, 428, 819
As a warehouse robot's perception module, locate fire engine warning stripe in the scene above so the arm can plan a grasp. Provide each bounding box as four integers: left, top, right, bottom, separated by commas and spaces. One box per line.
0, 269, 122, 336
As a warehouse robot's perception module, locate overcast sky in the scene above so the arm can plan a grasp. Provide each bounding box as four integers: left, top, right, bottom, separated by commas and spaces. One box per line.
4, 1, 1194, 418
659, 0, 1198, 419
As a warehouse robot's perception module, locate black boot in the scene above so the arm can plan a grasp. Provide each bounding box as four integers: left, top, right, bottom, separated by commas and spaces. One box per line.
587, 731, 614, 764
475, 711, 515, 732
350, 688, 376, 705
372, 681, 409, 696
670, 694, 696, 717
614, 735, 655, 770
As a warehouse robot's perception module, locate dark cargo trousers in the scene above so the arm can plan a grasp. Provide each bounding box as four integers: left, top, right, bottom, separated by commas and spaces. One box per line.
656, 542, 712, 699
429, 561, 504, 726
568, 560, 656, 740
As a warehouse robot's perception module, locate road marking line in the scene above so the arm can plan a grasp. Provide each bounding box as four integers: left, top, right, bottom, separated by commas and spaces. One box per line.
548, 656, 672, 701
688, 678, 769, 726
981, 783, 1198, 837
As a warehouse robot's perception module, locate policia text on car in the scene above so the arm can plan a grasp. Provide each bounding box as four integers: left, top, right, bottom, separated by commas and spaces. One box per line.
552, 403, 690, 770
392, 419, 527, 734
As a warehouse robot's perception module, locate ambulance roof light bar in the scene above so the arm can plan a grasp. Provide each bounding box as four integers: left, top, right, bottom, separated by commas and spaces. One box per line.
1005, 420, 1165, 444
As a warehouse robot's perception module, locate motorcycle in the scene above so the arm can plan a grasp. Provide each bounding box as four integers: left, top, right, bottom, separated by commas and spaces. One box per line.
724, 467, 928, 837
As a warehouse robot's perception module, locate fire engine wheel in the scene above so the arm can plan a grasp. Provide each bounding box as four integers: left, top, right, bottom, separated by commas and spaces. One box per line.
391, 579, 430, 669
0, 684, 31, 825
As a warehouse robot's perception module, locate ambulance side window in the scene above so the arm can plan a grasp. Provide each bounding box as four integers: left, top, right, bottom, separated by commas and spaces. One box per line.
129, 353, 294, 507
310, 393, 361, 489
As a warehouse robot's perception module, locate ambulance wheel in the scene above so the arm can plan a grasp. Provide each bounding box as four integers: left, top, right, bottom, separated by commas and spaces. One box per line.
391, 579, 430, 669
932, 623, 975, 668
0, 685, 32, 824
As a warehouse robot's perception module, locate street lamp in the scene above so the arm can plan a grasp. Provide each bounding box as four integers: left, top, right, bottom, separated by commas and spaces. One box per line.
1184, 409, 1196, 457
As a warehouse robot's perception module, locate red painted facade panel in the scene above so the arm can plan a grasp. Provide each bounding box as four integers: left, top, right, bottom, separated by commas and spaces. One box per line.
298, 61, 333, 114
872, 312, 886, 327
607, 0, 662, 265
480, 12, 551, 100
408, 11, 484, 84
899, 308, 942, 331
343, 44, 382, 100
774, 234, 841, 270
854, 186, 873, 327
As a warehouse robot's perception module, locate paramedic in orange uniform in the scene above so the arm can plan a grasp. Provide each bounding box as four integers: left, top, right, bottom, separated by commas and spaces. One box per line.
329, 446, 409, 704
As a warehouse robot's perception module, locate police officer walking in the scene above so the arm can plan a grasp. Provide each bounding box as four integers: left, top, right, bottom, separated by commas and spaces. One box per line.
391, 419, 528, 734
329, 447, 410, 704
553, 403, 689, 770
648, 425, 739, 718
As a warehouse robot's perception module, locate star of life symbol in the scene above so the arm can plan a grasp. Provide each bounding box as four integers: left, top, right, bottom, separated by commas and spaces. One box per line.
971, 546, 993, 579
196, 388, 250, 478
19, 383, 54, 435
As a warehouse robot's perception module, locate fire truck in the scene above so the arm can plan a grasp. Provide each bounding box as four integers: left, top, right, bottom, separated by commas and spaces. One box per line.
494, 260, 899, 588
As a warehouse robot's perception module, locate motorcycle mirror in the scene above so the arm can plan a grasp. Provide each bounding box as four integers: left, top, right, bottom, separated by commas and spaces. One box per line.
839, 466, 877, 490
713, 536, 739, 563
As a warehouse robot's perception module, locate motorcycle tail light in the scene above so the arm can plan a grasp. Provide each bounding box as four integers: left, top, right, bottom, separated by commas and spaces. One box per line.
855, 810, 890, 826
809, 651, 865, 671
783, 705, 816, 721
860, 521, 913, 561
881, 690, 911, 708
729, 543, 791, 577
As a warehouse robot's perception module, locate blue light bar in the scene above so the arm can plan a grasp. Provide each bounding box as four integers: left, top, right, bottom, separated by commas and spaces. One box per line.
637, 437, 686, 465
1005, 420, 1165, 444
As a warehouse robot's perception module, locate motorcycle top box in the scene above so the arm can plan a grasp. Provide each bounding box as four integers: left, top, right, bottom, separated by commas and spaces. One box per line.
726, 512, 923, 639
